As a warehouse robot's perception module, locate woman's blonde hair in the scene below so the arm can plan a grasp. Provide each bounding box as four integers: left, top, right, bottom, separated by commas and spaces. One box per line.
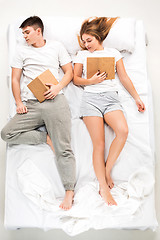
78, 17, 118, 50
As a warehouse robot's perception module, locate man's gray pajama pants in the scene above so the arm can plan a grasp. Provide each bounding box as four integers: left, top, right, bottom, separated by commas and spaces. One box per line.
1, 94, 76, 191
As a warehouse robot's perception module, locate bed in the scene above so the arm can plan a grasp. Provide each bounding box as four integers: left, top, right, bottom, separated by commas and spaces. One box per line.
4, 16, 158, 236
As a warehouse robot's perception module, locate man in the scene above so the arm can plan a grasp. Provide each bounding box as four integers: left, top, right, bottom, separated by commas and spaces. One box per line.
1, 16, 76, 210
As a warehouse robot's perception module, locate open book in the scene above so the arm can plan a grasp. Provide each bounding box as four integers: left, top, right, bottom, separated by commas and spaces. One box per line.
87, 57, 115, 80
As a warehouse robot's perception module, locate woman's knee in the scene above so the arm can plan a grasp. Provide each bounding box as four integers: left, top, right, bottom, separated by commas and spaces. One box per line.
117, 124, 129, 140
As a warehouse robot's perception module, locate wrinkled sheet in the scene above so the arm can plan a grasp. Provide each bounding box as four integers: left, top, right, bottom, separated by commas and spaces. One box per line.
4, 18, 158, 235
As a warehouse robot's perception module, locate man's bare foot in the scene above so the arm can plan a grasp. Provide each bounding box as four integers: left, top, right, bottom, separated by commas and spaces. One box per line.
59, 190, 74, 210
99, 185, 117, 206
106, 172, 114, 189
46, 135, 55, 153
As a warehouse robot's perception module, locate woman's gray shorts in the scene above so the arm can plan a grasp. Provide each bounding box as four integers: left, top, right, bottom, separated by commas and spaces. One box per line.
80, 91, 123, 118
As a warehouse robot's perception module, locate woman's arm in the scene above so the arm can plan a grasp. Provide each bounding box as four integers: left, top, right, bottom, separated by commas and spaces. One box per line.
116, 59, 145, 112
73, 63, 106, 86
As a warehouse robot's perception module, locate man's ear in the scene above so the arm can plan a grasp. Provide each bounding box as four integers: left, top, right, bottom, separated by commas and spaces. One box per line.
37, 28, 42, 35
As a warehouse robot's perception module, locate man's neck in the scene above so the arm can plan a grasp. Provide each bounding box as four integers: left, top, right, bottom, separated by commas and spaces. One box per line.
32, 38, 46, 48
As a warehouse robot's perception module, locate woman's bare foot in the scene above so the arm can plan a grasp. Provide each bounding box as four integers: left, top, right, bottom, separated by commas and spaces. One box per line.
99, 185, 117, 206
106, 171, 114, 189
59, 190, 74, 210
46, 135, 55, 153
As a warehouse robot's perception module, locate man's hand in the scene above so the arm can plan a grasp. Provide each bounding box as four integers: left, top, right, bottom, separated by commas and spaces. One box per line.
44, 83, 61, 99
16, 102, 28, 114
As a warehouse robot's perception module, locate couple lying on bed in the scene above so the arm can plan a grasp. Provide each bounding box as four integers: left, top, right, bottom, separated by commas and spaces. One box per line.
1, 16, 145, 211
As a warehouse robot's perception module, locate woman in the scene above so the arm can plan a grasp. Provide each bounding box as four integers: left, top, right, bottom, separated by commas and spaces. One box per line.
73, 17, 145, 206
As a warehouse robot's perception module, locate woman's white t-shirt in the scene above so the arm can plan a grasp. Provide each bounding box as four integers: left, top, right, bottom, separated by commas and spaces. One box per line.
74, 48, 122, 93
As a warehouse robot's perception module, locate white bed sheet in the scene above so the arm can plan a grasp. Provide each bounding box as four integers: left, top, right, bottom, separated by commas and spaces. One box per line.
4, 17, 158, 236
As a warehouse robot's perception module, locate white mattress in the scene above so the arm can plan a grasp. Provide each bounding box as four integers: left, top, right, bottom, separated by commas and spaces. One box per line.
4, 17, 158, 236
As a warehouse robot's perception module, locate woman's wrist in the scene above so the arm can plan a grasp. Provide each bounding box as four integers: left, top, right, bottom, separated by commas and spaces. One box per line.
134, 96, 141, 102
132, 92, 141, 101
87, 78, 93, 85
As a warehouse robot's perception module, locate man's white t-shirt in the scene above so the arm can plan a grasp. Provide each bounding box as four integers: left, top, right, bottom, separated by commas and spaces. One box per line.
11, 40, 71, 101
74, 48, 122, 93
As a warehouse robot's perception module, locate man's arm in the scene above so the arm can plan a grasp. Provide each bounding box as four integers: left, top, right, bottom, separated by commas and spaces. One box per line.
44, 63, 73, 99
12, 67, 28, 114
59, 62, 73, 89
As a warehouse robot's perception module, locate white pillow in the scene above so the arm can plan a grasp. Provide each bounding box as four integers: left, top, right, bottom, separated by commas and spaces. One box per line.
14, 17, 136, 55
104, 18, 136, 53
42, 16, 82, 55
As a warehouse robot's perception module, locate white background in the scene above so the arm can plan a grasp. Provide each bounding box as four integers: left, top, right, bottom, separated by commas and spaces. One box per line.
0, 0, 159, 239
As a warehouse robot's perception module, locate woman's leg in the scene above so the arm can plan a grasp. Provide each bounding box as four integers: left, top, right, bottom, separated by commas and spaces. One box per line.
83, 116, 117, 206
104, 110, 128, 189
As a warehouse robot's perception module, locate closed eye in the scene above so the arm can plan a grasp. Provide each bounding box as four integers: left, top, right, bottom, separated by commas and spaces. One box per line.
22, 30, 30, 35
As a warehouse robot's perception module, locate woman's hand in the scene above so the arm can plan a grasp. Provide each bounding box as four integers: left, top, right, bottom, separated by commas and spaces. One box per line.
89, 71, 107, 84
135, 98, 145, 112
16, 102, 28, 114
44, 83, 61, 99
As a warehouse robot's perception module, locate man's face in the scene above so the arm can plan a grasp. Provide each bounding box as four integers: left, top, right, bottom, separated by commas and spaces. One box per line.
22, 26, 40, 46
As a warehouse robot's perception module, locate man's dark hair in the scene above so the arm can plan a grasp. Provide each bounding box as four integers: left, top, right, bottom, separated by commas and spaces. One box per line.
19, 16, 44, 35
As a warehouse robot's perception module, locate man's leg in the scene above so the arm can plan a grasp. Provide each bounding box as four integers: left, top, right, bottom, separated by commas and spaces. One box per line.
1, 100, 47, 144
42, 95, 76, 210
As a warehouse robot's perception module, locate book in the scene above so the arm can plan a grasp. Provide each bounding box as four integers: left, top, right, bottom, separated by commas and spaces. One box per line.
27, 69, 58, 102
87, 57, 115, 80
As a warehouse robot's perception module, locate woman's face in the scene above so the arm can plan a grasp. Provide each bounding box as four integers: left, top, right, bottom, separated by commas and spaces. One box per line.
82, 34, 103, 52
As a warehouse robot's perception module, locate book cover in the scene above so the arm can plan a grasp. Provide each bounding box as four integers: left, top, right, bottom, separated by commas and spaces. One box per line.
87, 57, 115, 80
27, 69, 58, 102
